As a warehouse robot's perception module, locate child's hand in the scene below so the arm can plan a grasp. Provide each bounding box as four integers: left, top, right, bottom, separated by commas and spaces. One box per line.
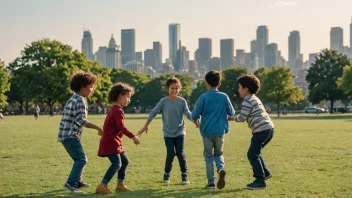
194, 119, 200, 128
137, 126, 148, 136
132, 136, 140, 145
97, 127, 103, 136
228, 116, 234, 121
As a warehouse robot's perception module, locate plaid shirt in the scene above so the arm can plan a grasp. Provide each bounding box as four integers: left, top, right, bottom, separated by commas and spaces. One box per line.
58, 93, 89, 142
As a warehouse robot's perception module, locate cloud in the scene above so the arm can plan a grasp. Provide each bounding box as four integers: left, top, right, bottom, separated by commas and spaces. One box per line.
270, 1, 296, 8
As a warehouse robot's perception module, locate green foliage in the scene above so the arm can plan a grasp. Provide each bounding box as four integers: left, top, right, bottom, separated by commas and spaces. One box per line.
261, 66, 304, 117
337, 65, 352, 96
0, 59, 10, 107
306, 49, 351, 113
219, 67, 248, 108
87, 61, 112, 106
254, 67, 269, 101
109, 68, 150, 108
140, 74, 193, 110
189, 80, 207, 108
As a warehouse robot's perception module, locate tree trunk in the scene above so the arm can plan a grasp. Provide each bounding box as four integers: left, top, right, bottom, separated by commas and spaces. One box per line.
330, 99, 334, 114
18, 102, 23, 115
47, 101, 54, 116
277, 103, 280, 118
25, 102, 29, 115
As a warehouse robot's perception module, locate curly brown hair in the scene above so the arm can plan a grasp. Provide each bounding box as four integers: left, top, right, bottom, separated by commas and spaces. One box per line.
237, 74, 261, 94
69, 70, 98, 93
108, 82, 135, 103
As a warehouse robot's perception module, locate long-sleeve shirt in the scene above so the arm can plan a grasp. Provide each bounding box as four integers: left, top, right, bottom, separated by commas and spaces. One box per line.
58, 93, 89, 142
148, 97, 192, 138
233, 94, 274, 133
98, 105, 135, 156
191, 89, 235, 137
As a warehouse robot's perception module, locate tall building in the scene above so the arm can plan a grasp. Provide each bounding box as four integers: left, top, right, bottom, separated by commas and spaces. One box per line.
220, 39, 234, 70
121, 29, 136, 64
95, 46, 107, 67
250, 40, 257, 54
330, 27, 343, 52
81, 30, 94, 60
289, 31, 301, 77
169, 23, 181, 69
178, 46, 189, 71
135, 52, 143, 62
198, 38, 212, 67
153, 42, 162, 71
209, 57, 221, 71
106, 35, 121, 69
235, 49, 245, 67
144, 49, 155, 68
265, 43, 278, 68
256, 26, 269, 67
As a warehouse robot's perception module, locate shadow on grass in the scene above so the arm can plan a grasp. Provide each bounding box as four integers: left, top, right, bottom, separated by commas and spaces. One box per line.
3, 187, 247, 198
272, 114, 352, 120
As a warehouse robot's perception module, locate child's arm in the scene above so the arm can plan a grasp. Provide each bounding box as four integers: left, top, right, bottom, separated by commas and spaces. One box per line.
230, 100, 252, 122
76, 100, 103, 135
191, 96, 204, 122
114, 109, 140, 144
86, 123, 103, 136
225, 95, 236, 117
138, 99, 164, 136
183, 99, 199, 128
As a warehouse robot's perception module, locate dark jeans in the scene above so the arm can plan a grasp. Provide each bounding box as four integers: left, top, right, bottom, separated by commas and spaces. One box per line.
164, 135, 187, 173
102, 152, 129, 184
62, 137, 88, 186
247, 128, 274, 181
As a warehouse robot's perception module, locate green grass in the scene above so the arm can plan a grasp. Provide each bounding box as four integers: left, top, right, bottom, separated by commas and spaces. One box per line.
0, 114, 352, 197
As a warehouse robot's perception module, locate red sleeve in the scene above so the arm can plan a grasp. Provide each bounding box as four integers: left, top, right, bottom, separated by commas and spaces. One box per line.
114, 108, 135, 139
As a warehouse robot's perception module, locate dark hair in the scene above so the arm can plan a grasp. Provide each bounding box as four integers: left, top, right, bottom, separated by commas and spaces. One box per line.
165, 77, 181, 89
205, 70, 222, 87
108, 82, 135, 103
237, 74, 261, 94
69, 70, 98, 93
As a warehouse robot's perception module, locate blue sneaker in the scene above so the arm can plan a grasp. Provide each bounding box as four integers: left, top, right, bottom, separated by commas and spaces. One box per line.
181, 173, 190, 184
64, 183, 83, 193
163, 173, 170, 183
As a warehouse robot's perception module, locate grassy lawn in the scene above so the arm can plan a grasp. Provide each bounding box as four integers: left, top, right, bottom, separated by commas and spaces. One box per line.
0, 114, 352, 197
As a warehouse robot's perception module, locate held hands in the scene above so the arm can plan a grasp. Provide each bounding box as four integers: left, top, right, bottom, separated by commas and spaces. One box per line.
228, 116, 234, 121
194, 119, 200, 128
137, 126, 148, 137
97, 127, 104, 136
132, 136, 140, 145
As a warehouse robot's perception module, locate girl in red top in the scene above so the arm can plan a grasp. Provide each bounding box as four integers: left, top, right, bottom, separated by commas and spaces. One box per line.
96, 83, 140, 194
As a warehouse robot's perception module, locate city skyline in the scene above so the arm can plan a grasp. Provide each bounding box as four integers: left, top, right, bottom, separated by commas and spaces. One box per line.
1, 0, 352, 64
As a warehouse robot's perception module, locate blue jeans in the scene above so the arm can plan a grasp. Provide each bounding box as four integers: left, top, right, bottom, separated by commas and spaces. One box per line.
248, 128, 274, 181
202, 136, 225, 184
102, 152, 129, 184
164, 135, 187, 173
62, 137, 88, 186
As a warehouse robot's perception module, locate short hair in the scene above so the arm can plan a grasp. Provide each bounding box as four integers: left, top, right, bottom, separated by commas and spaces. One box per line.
165, 77, 181, 89
69, 70, 98, 93
205, 70, 222, 87
108, 82, 135, 103
237, 74, 261, 94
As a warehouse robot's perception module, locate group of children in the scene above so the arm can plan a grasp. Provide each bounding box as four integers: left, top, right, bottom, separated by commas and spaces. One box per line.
57, 70, 274, 194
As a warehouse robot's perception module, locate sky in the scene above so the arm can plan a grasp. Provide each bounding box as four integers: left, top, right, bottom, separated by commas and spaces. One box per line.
1, 0, 352, 65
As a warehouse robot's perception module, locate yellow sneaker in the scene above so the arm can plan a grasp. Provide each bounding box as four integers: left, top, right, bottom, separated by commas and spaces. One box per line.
116, 182, 133, 191
96, 183, 113, 194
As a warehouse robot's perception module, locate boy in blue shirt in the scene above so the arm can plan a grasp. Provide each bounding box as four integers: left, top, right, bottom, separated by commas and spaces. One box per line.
191, 70, 235, 189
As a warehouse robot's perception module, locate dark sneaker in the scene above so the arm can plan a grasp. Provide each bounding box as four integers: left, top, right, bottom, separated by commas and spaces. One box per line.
64, 183, 83, 193
76, 181, 91, 188
217, 169, 226, 189
181, 173, 190, 184
163, 173, 170, 183
247, 181, 266, 190
205, 183, 216, 189
265, 174, 272, 180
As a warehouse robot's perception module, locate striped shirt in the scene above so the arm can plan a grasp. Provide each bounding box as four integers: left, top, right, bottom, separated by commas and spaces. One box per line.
58, 93, 89, 142
233, 94, 274, 133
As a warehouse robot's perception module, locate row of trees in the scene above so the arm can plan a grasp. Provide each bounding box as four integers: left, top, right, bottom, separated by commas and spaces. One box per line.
0, 39, 351, 116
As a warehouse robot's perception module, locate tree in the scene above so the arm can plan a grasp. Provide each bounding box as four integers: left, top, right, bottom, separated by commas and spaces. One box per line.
110, 68, 150, 110
254, 67, 270, 102
261, 66, 304, 117
139, 74, 193, 111
7, 39, 99, 115
189, 80, 207, 108
0, 59, 10, 107
219, 67, 248, 109
306, 49, 351, 113
337, 65, 352, 95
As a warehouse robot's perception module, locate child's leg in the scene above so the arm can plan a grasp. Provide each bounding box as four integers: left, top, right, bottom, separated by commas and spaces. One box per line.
117, 152, 129, 183
164, 137, 176, 173
62, 137, 88, 186
213, 137, 225, 171
202, 137, 215, 185
259, 129, 274, 177
102, 154, 121, 184
175, 135, 187, 173
247, 129, 273, 181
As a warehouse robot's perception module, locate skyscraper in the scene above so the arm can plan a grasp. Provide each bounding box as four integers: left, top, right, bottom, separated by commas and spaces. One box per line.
121, 29, 136, 64
153, 41, 162, 71
265, 43, 278, 68
169, 24, 181, 69
256, 26, 269, 67
209, 57, 221, 71
330, 27, 343, 52
135, 52, 143, 62
289, 31, 301, 77
95, 46, 107, 67
144, 49, 155, 68
106, 35, 121, 69
220, 39, 234, 70
198, 38, 212, 65
81, 30, 94, 60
